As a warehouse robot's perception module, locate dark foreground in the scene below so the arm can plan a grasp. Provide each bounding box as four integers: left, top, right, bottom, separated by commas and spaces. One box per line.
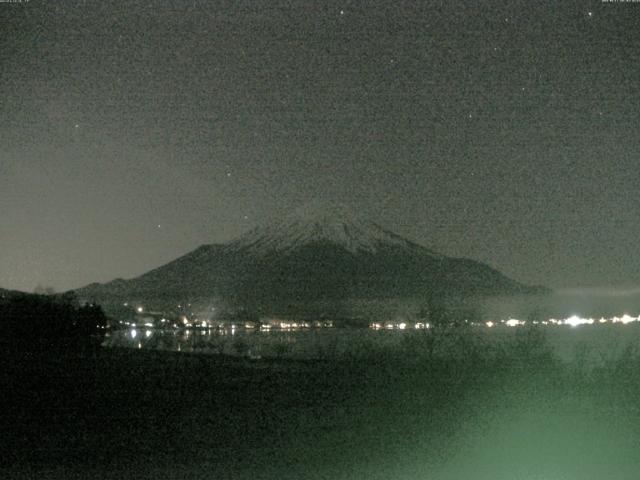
3, 335, 640, 480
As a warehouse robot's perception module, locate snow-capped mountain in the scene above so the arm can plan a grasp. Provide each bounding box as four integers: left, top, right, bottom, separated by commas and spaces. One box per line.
229, 202, 441, 256
76, 202, 547, 310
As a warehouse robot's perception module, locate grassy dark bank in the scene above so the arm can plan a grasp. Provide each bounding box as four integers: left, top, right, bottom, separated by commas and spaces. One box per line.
3, 302, 640, 478
1, 345, 553, 477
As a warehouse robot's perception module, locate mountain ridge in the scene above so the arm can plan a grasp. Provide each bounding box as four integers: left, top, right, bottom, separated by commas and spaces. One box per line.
75, 204, 548, 309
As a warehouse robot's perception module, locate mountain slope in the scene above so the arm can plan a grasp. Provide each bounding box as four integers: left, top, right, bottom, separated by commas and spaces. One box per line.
76, 203, 547, 306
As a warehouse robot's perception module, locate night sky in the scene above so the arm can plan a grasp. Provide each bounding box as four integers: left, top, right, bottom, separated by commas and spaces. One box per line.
1, 0, 639, 292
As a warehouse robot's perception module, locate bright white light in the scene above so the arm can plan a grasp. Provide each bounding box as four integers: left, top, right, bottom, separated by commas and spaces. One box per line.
145, 330, 152, 338
144, 322, 153, 327
130, 329, 137, 339
485, 321, 494, 328
505, 319, 521, 327
563, 315, 594, 327
620, 314, 636, 324
565, 315, 582, 327
398, 322, 407, 330
137, 306, 143, 313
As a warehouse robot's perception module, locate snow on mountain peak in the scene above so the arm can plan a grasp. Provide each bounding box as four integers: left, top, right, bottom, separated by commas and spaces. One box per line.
229, 201, 431, 255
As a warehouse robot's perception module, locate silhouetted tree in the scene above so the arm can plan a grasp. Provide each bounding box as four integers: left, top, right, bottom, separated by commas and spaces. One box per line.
34, 285, 55, 295
0, 292, 107, 351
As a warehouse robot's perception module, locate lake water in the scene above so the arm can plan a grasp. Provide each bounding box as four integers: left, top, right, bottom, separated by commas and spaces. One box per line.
103, 323, 640, 364
103, 288, 640, 364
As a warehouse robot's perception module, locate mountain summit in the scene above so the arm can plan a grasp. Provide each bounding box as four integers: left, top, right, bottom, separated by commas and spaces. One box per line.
77, 202, 546, 310
230, 202, 439, 256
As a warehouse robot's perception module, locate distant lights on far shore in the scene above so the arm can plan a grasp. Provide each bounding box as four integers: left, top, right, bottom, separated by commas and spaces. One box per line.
498, 314, 640, 328
613, 314, 637, 325
364, 314, 640, 330
122, 307, 640, 335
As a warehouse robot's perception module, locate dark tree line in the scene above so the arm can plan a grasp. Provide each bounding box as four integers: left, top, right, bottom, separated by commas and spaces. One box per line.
0, 291, 107, 350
